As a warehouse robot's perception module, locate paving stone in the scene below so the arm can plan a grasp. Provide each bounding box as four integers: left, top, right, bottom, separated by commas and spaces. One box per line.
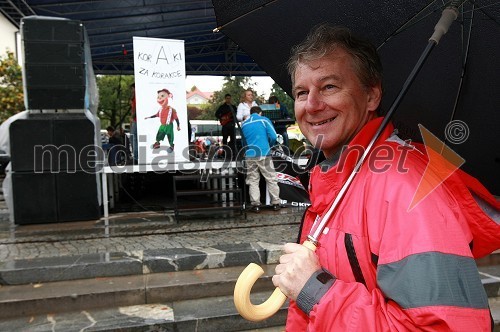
0, 252, 143, 285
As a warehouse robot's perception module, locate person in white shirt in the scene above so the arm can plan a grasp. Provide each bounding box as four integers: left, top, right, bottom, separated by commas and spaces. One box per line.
236, 88, 258, 121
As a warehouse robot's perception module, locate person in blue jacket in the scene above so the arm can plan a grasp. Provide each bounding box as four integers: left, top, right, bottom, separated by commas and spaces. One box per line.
241, 106, 281, 212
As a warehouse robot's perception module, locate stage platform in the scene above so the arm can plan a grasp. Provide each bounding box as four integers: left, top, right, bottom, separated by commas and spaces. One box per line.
101, 158, 310, 218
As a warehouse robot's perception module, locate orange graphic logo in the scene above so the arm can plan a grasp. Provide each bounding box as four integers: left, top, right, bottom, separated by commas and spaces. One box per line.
409, 124, 465, 211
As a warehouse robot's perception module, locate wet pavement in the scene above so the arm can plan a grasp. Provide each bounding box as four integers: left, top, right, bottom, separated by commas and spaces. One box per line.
0, 206, 304, 262
0, 191, 498, 331
0, 201, 300, 331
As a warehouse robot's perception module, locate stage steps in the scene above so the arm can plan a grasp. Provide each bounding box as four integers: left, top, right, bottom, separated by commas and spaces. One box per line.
0, 263, 288, 331
0, 240, 287, 331
0, 247, 498, 331
0, 293, 287, 331
173, 170, 244, 220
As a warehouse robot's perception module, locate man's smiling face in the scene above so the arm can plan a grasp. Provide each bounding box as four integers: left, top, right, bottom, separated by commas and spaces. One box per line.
293, 48, 381, 158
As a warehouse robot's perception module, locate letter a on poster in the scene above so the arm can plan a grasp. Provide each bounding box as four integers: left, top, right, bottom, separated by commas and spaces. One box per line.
133, 37, 188, 165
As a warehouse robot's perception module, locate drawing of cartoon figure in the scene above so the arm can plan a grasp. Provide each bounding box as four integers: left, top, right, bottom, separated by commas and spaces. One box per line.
145, 88, 181, 152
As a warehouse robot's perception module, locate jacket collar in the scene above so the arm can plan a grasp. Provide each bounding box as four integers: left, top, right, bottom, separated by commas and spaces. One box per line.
308, 117, 394, 214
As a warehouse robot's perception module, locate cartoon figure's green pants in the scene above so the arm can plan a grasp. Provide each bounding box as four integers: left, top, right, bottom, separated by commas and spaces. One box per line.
156, 123, 174, 146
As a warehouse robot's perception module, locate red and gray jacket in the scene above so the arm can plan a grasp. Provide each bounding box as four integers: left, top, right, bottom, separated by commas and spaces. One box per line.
287, 117, 500, 331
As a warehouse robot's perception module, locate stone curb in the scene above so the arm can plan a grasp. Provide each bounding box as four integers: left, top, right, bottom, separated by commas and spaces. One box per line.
0, 292, 288, 332
0, 242, 284, 285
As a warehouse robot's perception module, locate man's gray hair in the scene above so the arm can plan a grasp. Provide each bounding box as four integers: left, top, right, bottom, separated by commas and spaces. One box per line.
287, 24, 383, 90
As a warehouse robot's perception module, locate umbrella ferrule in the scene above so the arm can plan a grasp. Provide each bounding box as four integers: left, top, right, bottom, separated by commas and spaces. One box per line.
430, 7, 459, 44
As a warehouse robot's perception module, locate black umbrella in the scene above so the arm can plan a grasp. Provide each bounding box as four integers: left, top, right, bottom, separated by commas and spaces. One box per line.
212, 0, 500, 195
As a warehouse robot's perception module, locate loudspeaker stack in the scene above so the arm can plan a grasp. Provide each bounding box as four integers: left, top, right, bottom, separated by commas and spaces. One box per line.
8, 17, 101, 224
9, 114, 101, 224
21, 17, 86, 110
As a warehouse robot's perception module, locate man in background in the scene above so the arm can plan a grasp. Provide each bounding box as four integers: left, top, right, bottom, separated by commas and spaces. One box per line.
241, 106, 281, 212
129, 83, 138, 163
215, 93, 237, 159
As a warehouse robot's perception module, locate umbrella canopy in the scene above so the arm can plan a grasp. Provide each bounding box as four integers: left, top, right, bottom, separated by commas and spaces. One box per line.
212, 0, 500, 194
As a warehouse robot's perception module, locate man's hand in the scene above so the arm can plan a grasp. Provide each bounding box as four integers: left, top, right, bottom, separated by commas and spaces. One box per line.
272, 243, 321, 301
177, 126, 181, 131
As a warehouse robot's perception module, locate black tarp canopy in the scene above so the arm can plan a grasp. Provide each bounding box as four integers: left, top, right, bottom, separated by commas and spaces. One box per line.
1, 0, 266, 76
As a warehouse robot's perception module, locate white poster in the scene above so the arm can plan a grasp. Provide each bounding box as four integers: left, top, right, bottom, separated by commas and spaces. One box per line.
133, 37, 188, 165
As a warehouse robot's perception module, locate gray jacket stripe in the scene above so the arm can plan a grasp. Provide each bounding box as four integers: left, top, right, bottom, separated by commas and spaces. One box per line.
377, 252, 488, 309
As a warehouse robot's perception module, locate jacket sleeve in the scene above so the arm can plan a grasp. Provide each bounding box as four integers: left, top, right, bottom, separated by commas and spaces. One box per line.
215, 106, 222, 119
287, 168, 492, 331
236, 103, 245, 121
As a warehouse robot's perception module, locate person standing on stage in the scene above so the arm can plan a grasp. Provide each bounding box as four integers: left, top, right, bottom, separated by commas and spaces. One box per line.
236, 88, 258, 121
215, 93, 237, 158
241, 106, 281, 212
129, 83, 138, 163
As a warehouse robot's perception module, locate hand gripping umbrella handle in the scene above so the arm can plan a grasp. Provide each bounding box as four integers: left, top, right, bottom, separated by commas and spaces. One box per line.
234, 240, 317, 321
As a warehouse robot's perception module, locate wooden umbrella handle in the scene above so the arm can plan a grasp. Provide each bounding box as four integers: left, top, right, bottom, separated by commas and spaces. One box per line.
233, 240, 317, 321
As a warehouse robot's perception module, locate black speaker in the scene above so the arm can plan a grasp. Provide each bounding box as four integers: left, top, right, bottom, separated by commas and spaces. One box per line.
25, 86, 86, 110
24, 64, 85, 86
52, 117, 97, 172
21, 17, 86, 110
9, 116, 98, 173
12, 171, 100, 224
22, 18, 83, 43
12, 172, 58, 224
9, 118, 53, 172
24, 42, 84, 65
56, 172, 100, 222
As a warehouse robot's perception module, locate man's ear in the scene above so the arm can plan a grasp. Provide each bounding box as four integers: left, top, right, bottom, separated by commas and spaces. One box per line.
367, 84, 382, 113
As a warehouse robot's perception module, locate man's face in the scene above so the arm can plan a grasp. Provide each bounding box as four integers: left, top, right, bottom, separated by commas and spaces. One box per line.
293, 48, 381, 158
157, 91, 169, 107
225, 96, 232, 104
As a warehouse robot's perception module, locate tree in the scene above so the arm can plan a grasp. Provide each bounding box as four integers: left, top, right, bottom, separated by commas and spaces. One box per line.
269, 82, 294, 118
0, 51, 25, 123
187, 105, 204, 120
204, 76, 261, 118
196, 104, 217, 120
96, 75, 134, 129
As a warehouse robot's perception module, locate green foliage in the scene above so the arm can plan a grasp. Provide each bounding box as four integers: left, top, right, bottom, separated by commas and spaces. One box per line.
96, 75, 134, 129
198, 76, 292, 120
204, 76, 257, 119
270, 82, 295, 118
0, 51, 25, 123
187, 105, 204, 120
193, 103, 215, 120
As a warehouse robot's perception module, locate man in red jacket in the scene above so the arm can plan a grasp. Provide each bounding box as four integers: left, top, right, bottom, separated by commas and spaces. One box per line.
272, 24, 499, 331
